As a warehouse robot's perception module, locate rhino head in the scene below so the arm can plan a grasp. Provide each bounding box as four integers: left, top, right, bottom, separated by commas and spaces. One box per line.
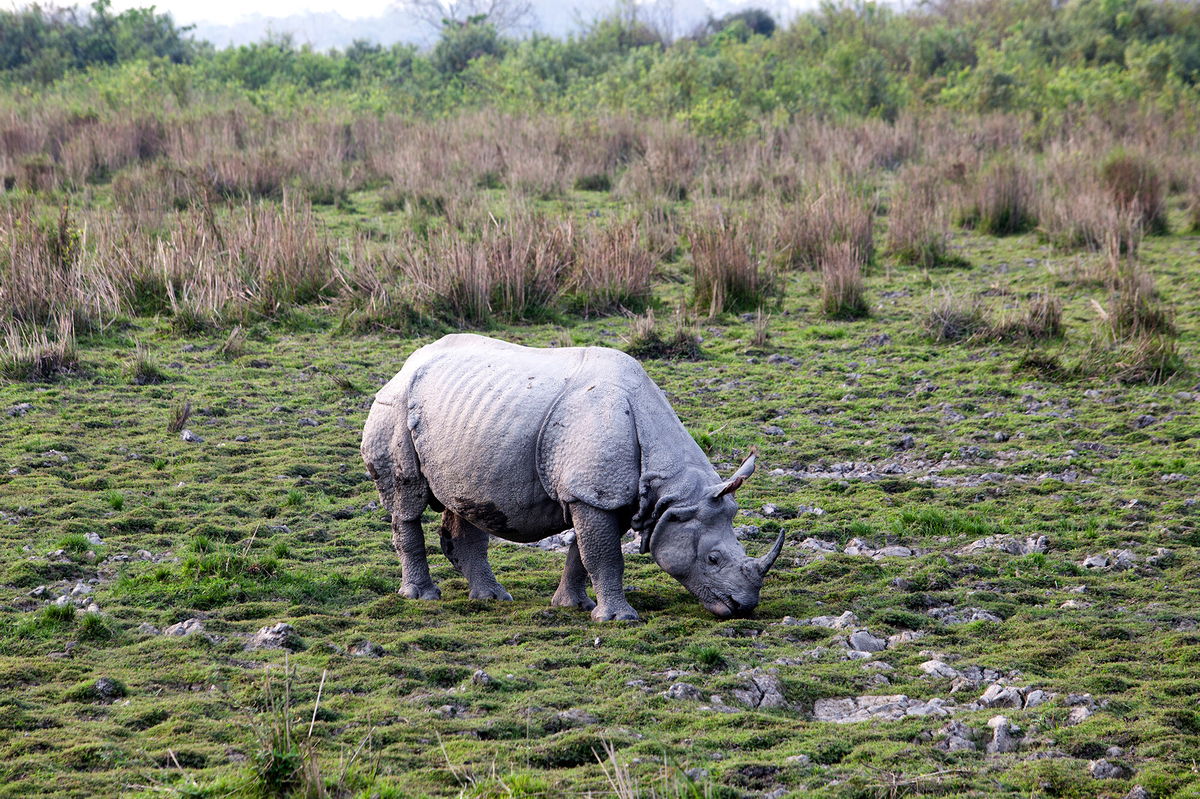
640, 452, 784, 618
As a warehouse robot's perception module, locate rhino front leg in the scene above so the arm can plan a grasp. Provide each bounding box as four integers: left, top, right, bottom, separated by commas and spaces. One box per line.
551, 538, 596, 611
441, 513, 512, 601
570, 503, 638, 621
393, 516, 441, 600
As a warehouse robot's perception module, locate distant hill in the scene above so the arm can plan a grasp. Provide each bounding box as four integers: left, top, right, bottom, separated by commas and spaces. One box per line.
187, 0, 800, 50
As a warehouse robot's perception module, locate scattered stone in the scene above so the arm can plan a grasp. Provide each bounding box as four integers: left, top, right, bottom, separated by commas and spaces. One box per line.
299, 417, 319, 427
731, 669, 787, 709
84, 532, 103, 546
234, 435, 251, 442
436, 704, 463, 717
247, 622, 303, 651
920, 660, 961, 680
785, 754, 811, 765
927, 606, 1002, 625
959, 535, 1047, 556
808, 611, 859, 629
1125, 787, 1151, 799
70, 581, 92, 596
936, 720, 977, 752
93, 677, 126, 700
1067, 706, 1094, 725
348, 640, 384, 657
1147, 548, 1174, 568
163, 618, 205, 637
849, 630, 888, 653
1082, 550, 1135, 570
986, 715, 1020, 754
894, 434, 916, 450
888, 630, 926, 647
1089, 759, 1129, 779
1023, 689, 1052, 708
979, 683, 1024, 709
471, 669, 493, 686
664, 683, 703, 701
761, 503, 777, 516
813, 695, 953, 723
136, 622, 161, 635
865, 333, 891, 347
180, 429, 204, 443
684, 768, 709, 781
28, 585, 47, 598
799, 538, 839, 553
874, 545, 914, 559
1060, 600, 1089, 610
556, 708, 599, 727
1132, 414, 1157, 429
6, 403, 32, 416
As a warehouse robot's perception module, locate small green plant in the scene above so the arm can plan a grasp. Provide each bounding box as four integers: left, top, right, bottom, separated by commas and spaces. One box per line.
153, 458, 168, 470
58, 533, 90, 555
42, 603, 77, 626
167, 400, 192, 434
622, 309, 703, 361
284, 489, 305, 507
687, 644, 727, 671
78, 612, 114, 641
128, 342, 166, 385
104, 490, 125, 511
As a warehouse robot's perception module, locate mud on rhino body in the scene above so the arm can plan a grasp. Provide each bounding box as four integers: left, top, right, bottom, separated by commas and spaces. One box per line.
361, 333, 783, 621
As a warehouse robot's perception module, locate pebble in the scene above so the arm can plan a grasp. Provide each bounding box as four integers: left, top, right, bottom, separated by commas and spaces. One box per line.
180, 429, 204, 443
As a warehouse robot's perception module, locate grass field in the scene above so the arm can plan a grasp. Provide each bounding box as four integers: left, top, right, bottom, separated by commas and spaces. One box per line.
2, 112, 1200, 797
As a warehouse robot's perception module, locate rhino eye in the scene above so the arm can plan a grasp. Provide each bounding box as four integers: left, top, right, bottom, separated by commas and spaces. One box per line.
708, 552, 721, 565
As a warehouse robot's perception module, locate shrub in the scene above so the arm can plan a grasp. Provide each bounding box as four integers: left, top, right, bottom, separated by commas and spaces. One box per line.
771, 187, 875, 270
958, 160, 1037, 235
993, 292, 1064, 342
819, 242, 869, 320
1101, 151, 1167, 235
689, 209, 773, 316
622, 309, 703, 360
565, 220, 657, 315
1108, 269, 1174, 339
886, 166, 960, 268
1113, 335, 1186, 385
0, 316, 77, 382
925, 292, 989, 342
168, 400, 192, 433
128, 342, 166, 385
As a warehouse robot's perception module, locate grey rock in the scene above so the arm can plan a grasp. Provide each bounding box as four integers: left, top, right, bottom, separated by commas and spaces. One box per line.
136, 622, 161, 635
849, 630, 888, 652
888, 630, 926, 647
808, 611, 859, 629
684, 768, 709, 781
299, 417, 320, 427
93, 677, 125, 700
960, 535, 1047, 556
799, 537, 839, 553
1125, 787, 1151, 799
1082, 553, 1109, 569
1023, 689, 1053, 708
928, 606, 1003, 625
936, 721, 977, 752
164, 618, 205, 637
1067, 706, 1094, 725
986, 715, 1020, 754
84, 532, 104, 546
1133, 414, 1157, 428
731, 669, 786, 709
813, 694, 953, 724
979, 683, 1025, 708
180, 429, 204, 443
1089, 759, 1129, 779
247, 622, 303, 651
6, 403, 33, 416
234, 435, 251, 442
28, 585, 48, 598
920, 660, 961, 680
471, 669, 493, 686
665, 683, 703, 701
785, 754, 811, 765
348, 640, 384, 657
556, 708, 599, 727
874, 545, 913, 559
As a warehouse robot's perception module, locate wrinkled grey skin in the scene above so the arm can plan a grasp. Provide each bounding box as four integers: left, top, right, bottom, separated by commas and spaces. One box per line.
361, 333, 783, 621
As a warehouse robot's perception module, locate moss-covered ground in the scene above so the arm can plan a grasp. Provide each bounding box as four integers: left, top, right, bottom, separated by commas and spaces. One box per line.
1, 189, 1198, 798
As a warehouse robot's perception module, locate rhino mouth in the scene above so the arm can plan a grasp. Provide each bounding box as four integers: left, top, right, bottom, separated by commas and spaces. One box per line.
703, 596, 755, 619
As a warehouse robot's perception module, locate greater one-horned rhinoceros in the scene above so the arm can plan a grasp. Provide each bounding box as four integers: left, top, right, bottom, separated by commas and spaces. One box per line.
361, 333, 783, 621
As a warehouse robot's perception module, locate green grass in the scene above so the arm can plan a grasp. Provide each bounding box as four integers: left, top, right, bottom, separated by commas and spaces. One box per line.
0, 188, 1198, 798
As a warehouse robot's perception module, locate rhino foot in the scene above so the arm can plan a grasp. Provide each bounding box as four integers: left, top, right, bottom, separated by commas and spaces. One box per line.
551, 591, 596, 612
399, 583, 441, 600
469, 585, 513, 601
591, 603, 639, 622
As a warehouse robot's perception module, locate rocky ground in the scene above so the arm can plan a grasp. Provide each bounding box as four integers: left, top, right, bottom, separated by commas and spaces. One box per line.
1, 209, 1198, 798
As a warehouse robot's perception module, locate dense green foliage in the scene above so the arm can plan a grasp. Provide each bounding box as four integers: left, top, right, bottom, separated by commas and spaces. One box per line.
4, 0, 1200, 122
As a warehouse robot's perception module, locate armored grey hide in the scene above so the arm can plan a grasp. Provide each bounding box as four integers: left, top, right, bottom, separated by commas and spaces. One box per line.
361, 333, 783, 621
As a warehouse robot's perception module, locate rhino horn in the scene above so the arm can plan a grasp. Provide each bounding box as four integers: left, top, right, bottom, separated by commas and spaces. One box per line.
752, 530, 785, 578
712, 450, 756, 499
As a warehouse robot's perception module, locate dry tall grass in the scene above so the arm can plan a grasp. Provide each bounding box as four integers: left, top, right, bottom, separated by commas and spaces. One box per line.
688, 208, 772, 316
886, 166, 957, 268
819, 242, 869, 320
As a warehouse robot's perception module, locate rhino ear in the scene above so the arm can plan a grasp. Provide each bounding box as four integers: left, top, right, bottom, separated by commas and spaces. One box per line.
711, 450, 756, 499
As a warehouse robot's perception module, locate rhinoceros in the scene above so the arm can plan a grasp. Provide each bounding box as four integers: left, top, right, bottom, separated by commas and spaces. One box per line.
360, 333, 783, 621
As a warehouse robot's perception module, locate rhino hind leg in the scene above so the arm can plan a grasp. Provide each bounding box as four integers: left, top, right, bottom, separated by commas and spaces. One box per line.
392, 517, 441, 600
441, 513, 513, 601
551, 539, 596, 611
571, 503, 639, 622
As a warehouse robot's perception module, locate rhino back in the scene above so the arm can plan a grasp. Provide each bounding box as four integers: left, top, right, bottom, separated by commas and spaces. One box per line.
404, 335, 589, 540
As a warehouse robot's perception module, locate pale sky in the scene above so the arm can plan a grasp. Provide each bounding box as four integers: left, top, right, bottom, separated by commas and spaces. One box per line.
112, 0, 400, 25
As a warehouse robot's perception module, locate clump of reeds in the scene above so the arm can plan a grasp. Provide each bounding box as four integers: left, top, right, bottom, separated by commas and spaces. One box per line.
819, 242, 870, 320
1, 316, 78, 382
688, 208, 773, 316
957, 160, 1037, 235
